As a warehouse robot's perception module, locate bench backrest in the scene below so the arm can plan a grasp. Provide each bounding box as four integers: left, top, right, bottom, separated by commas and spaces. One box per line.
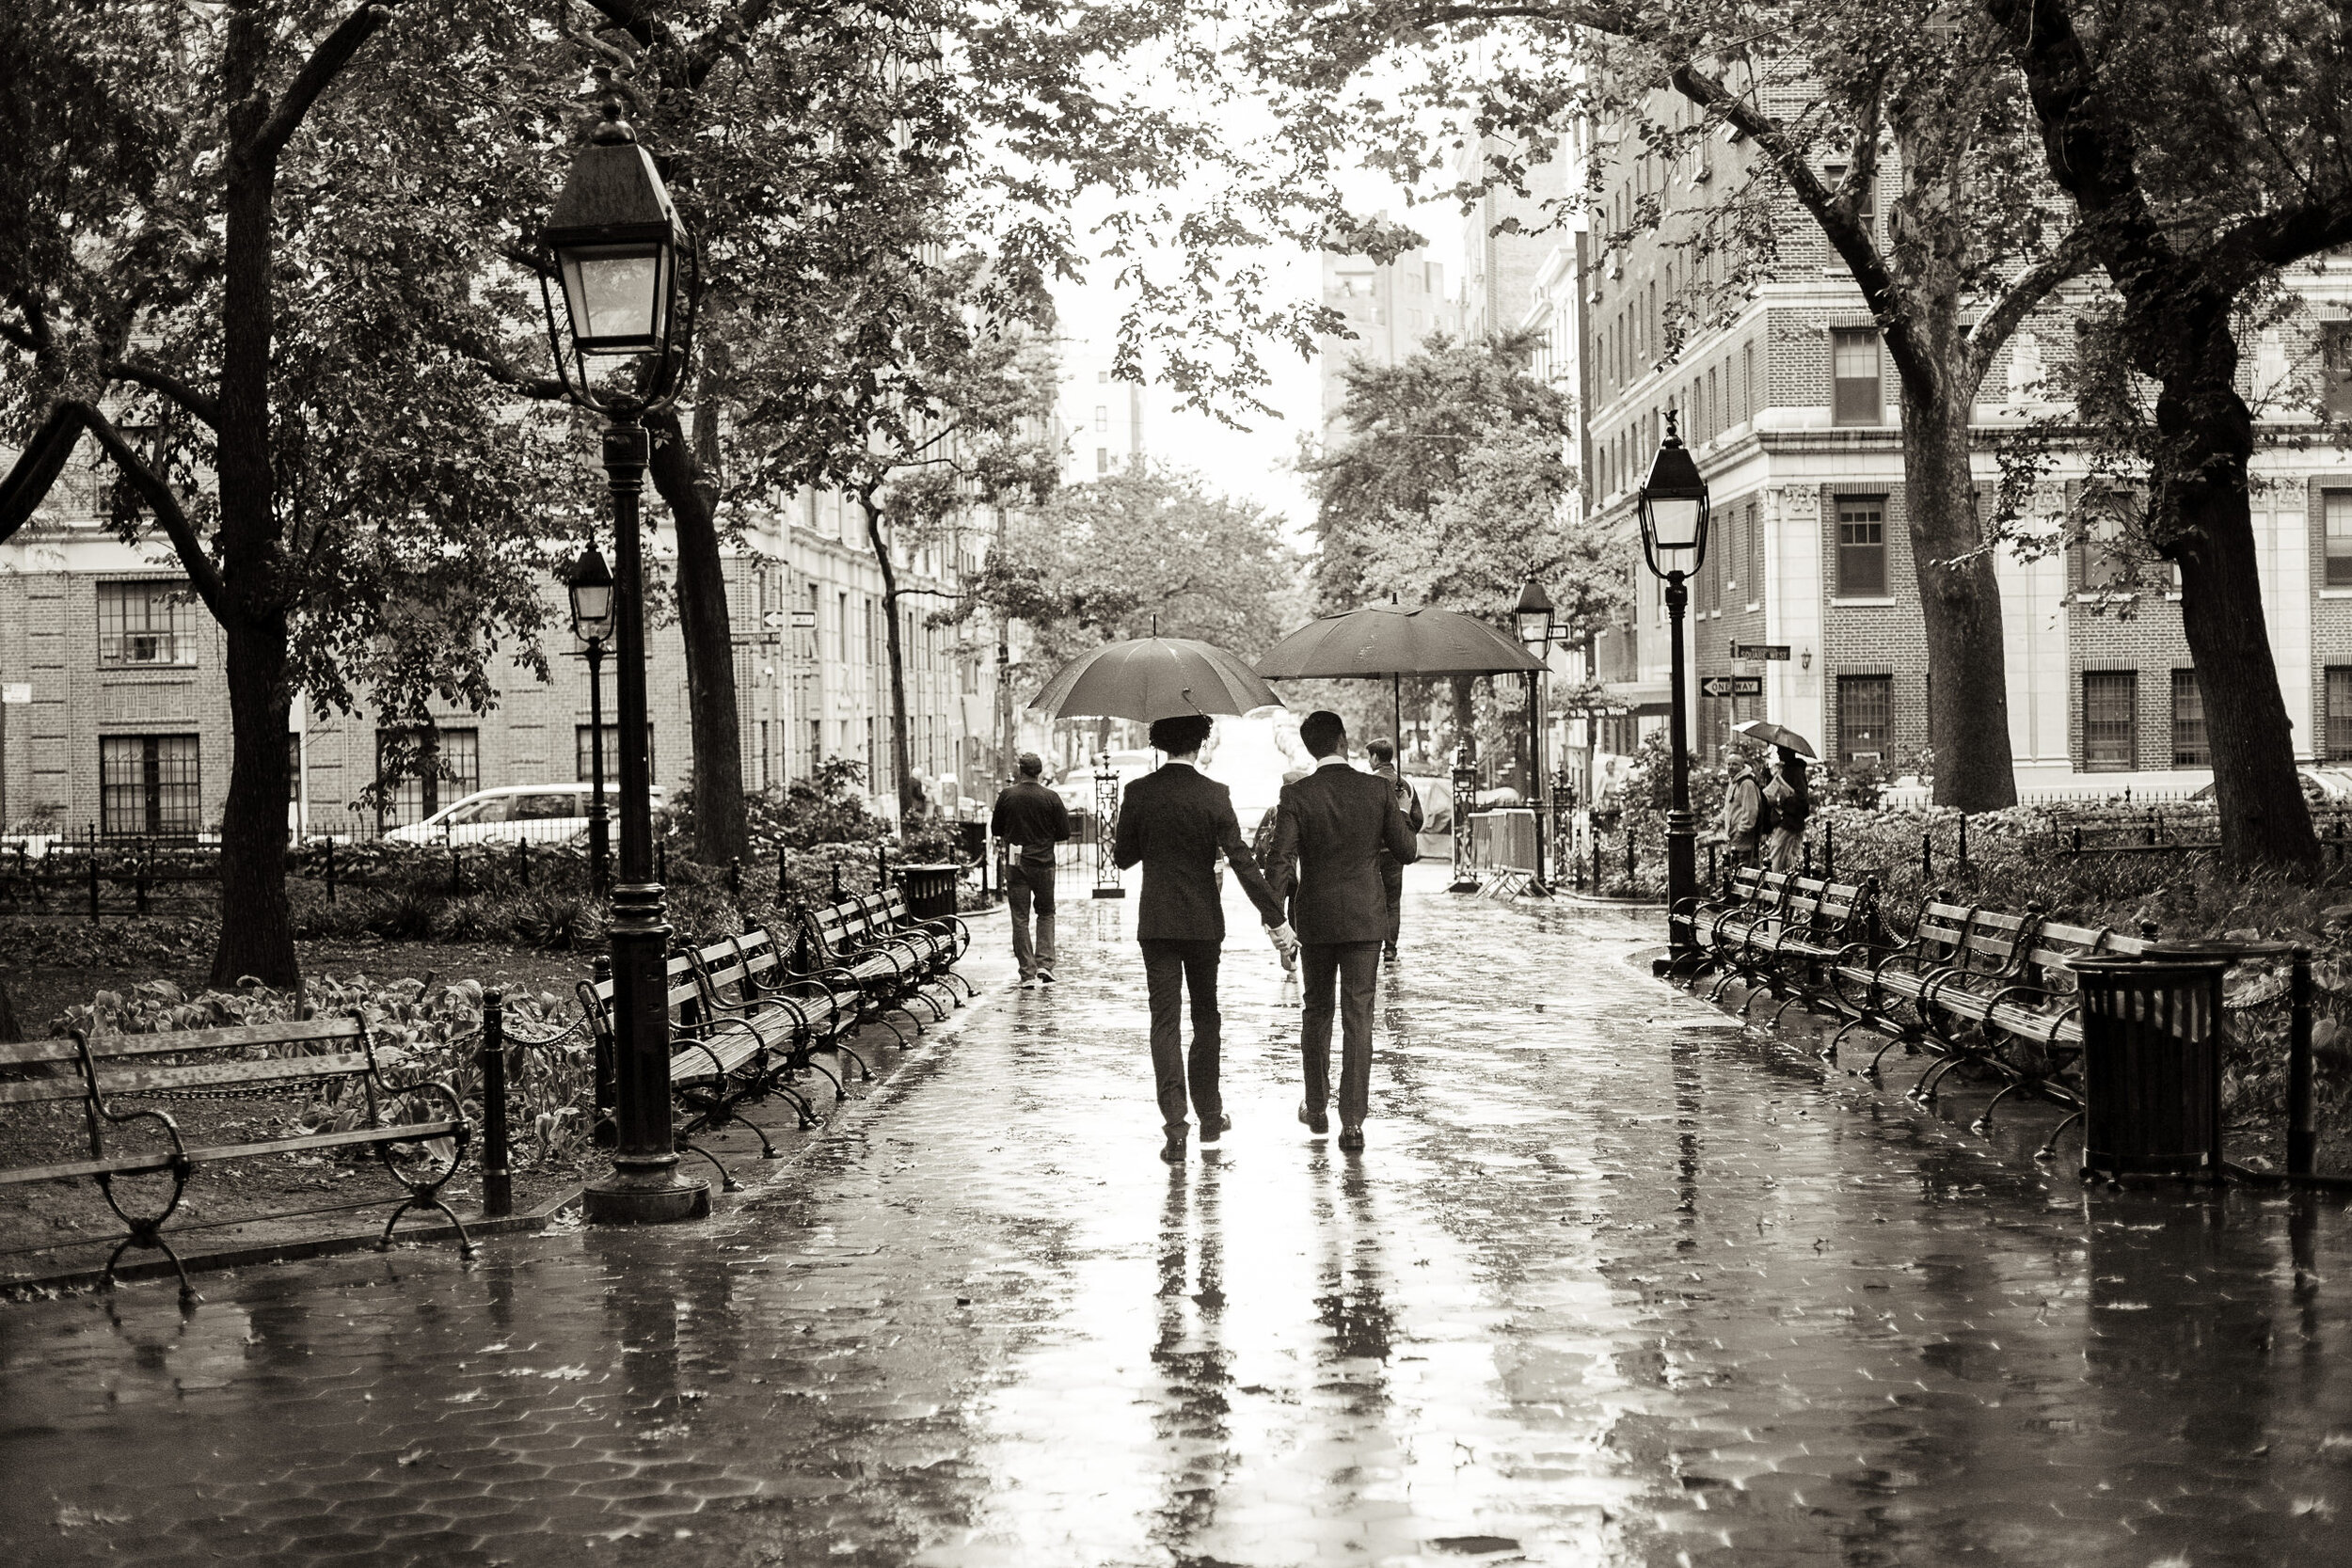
2, 1016, 375, 1105
2026, 917, 2157, 985
577, 953, 707, 1031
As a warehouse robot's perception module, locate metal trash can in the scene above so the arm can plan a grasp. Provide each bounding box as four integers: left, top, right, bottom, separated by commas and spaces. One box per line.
2072, 954, 2230, 1184
956, 819, 986, 863
895, 863, 961, 924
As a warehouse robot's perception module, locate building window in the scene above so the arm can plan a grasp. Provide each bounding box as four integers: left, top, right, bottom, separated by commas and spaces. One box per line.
1831, 329, 1882, 425
1836, 497, 1888, 598
575, 724, 654, 786
2327, 490, 2352, 587
2071, 486, 2143, 591
96, 580, 198, 667
1746, 499, 1764, 600
375, 726, 479, 827
1094, 404, 1108, 432
1837, 675, 1892, 764
100, 735, 200, 837
2171, 669, 2209, 767
2325, 324, 2352, 421
2328, 669, 2352, 762
2083, 672, 2137, 771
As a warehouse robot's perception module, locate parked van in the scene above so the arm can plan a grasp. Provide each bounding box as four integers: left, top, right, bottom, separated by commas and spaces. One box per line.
383, 784, 665, 847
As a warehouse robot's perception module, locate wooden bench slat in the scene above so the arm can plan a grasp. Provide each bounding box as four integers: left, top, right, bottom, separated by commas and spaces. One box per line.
0, 1038, 85, 1067
83, 1018, 362, 1055
186, 1120, 462, 1165
96, 1052, 373, 1096
0, 1148, 185, 1184
0, 1073, 92, 1106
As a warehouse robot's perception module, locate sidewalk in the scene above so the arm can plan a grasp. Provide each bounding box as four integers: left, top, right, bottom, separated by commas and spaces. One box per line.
1, 865, 2347, 1567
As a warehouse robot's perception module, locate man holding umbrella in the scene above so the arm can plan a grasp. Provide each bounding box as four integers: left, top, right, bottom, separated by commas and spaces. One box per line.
1114, 714, 1299, 1164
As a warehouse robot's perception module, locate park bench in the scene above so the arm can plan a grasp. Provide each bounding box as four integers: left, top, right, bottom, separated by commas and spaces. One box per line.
0, 1014, 469, 1301
684, 924, 869, 1102
795, 887, 969, 1042
577, 949, 821, 1193
1677, 870, 1874, 1022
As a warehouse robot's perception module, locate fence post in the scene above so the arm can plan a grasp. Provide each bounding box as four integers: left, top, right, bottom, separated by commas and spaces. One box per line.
876, 842, 888, 892
728, 856, 742, 899
1802, 833, 1813, 876
1824, 820, 1836, 881
2145, 809, 2157, 847
776, 843, 789, 907
831, 859, 844, 899
479, 988, 513, 1219
2071, 826, 2083, 854
2289, 946, 2315, 1179
1922, 829, 1932, 885
1958, 813, 1968, 874
325, 836, 337, 905
1592, 830, 1601, 893
1707, 841, 1717, 886
1624, 828, 1634, 888
451, 847, 464, 895
516, 840, 530, 887
88, 828, 101, 923
656, 839, 668, 884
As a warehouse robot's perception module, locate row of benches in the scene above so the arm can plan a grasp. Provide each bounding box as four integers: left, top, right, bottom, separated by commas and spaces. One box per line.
1669, 867, 2161, 1164
2, 882, 969, 1300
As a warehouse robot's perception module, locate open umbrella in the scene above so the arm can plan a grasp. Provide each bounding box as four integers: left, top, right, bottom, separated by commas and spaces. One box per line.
1731, 719, 1819, 759
1252, 601, 1542, 743
1028, 636, 1283, 722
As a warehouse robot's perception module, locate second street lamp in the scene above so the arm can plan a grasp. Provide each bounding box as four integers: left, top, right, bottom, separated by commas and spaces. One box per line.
1635, 410, 1711, 957
566, 547, 615, 895
1513, 577, 1556, 897
538, 103, 706, 1225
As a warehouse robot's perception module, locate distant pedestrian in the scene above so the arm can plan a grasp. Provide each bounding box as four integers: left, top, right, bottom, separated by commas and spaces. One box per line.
1265, 711, 1421, 1153
1763, 747, 1810, 873
1113, 715, 1297, 1164
991, 753, 1071, 988
1365, 737, 1423, 962
1720, 750, 1765, 870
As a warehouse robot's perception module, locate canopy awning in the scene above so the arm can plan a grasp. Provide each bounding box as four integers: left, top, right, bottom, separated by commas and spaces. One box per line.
1599, 679, 1672, 716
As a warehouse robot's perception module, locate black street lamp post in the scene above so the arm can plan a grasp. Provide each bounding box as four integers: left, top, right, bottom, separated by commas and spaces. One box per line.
538, 103, 707, 1225
567, 548, 615, 895
1513, 577, 1557, 897
1635, 411, 1711, 955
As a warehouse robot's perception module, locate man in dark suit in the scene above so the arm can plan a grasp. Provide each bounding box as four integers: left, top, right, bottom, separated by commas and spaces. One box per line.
990, 752, 1071, 988
1366, 736, 1424, 962
1114, 713, 1298, 1163
1265, 710, 1421, 1151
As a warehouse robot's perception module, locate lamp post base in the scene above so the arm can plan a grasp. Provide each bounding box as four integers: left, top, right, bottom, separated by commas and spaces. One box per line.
583, 1164, 711, 1225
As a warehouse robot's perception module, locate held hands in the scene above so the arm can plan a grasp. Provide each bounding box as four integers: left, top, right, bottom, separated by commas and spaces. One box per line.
1265, 921, 1300, 964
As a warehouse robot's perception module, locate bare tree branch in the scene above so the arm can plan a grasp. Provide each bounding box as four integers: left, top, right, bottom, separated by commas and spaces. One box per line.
72, 399, 224, 614
106, 358, 221, 428
251, 1, 407, 164
1964, 225, 2097, 394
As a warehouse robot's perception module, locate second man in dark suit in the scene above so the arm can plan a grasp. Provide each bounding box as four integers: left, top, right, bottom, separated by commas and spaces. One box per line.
1113, 714, 1298, 1164
1266, 710, 1421, 1152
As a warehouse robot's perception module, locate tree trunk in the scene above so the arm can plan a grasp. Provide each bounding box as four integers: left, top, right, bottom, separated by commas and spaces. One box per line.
648, 408, 748, 864
1901, 391, 2018, 811
207, 29, 298, 991
2156, 303, 2319, 871
210, 610, 298, 989
862, 498, 916, 823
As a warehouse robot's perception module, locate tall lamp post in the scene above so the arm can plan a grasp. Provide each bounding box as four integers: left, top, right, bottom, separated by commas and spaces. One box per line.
1513, 577, 1557, 897
566, 548, 615, 895
537, 103, 707, 1224
1635, 411, 1711, 956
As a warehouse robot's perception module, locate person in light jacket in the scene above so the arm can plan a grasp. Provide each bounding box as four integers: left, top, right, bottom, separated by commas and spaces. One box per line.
1720, 751, 1765, 869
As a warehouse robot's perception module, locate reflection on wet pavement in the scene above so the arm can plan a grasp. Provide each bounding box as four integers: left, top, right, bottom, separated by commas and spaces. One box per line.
3, 869, 2349, 1566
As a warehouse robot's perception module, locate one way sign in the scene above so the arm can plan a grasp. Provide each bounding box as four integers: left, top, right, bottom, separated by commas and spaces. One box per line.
1700, 675, 1763, 698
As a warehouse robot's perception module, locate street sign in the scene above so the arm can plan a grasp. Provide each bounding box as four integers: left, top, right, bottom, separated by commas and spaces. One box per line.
1731, 642, 1791, 661
763, 610, 791, 629
791, 609, 817, 629
1699, 676, 1735, 698
1731, 674, 1762, 697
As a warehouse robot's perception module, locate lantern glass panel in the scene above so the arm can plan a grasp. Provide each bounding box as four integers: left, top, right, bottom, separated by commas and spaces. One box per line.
1516, 607, 1552, 644
1646, 495, 1704, 553
570, 581, 615, 641
558, 242, 670, 350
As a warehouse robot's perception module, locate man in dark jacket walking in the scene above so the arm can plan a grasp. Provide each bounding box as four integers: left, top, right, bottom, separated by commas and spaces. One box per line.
1265, 710, 1421, 1151
1114, 714, 1297, 1163
990, 753, 1071, 988
1366, 737, 1423, 961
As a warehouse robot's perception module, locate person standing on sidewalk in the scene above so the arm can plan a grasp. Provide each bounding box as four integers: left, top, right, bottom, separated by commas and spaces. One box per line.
1365, 737, 1423, 962
1720, 748, 1766, 870
1763, 747, 1810, 873
1114, 714, 1298, 1164
991, 753, 1071, 989
1266, 711, 1421, 1153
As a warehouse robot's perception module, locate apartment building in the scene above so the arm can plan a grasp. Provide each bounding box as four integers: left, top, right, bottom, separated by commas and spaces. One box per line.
1580, 97, 2352, 796
0, 447, 1002, 836
1318, 238, 1458, 427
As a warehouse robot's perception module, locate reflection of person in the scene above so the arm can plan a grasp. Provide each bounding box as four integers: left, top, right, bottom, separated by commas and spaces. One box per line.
1115, 715, 1298, 1163
1763, 747, 1810, 873
1365, 737, 1424, 962
1266, 711, 1422, 1152
990, 753, 1071, 988
1720, 749, 1764, 870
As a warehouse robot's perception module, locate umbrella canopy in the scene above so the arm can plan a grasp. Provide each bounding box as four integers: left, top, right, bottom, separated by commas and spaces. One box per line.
1731, 719, 1819, 759
1028, 637, 1284, 722
1253, 602, 1542, 679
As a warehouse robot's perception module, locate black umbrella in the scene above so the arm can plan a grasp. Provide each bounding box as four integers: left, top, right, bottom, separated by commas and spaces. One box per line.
1253, 601, 1542, 747
1028, 636, 1284, 722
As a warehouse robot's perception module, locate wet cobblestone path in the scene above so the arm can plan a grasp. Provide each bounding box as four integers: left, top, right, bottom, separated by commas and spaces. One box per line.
6, 870, 2352, 1566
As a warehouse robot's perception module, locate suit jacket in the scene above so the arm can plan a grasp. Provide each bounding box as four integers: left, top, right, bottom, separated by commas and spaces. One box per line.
1266, 761, 1422, 945
1372, 762, 1424, 863
1112, 763, 1287, 942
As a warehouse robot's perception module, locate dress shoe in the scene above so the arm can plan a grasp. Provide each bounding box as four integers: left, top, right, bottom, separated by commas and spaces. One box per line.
1038, 967, 1057, 985
1019, 976, 1039, 990
1199, 1111, 1232, 1144
1297, 1101, 1327, 1135
1337, 1125, 1366, 1152
1160, 1129, 1186, 1163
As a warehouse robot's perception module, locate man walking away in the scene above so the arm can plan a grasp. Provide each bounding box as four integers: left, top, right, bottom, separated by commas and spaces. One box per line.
1366, 737, 1423, 962
991, 753, 1071, 988
1266, 711, 1420, 1153
1720, 748, 1765, 871
1114, 715, 1297, 1163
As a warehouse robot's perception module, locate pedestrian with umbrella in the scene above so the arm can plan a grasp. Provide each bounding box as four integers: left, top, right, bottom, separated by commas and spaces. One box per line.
1734, 721, 1818, 874
1028, 636, 1299, 1163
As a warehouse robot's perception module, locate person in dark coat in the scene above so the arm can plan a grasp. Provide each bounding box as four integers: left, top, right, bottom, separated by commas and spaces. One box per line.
990, 753, 1071, 987
1366, 737, 1424, 961
1264, 710, 1421, 1151
1113, 713, 1298, 1163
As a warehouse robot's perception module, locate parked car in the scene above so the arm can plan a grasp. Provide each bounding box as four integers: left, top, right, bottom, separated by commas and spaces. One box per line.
382, 784, 665, 847
2190, 767, 2352, 804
